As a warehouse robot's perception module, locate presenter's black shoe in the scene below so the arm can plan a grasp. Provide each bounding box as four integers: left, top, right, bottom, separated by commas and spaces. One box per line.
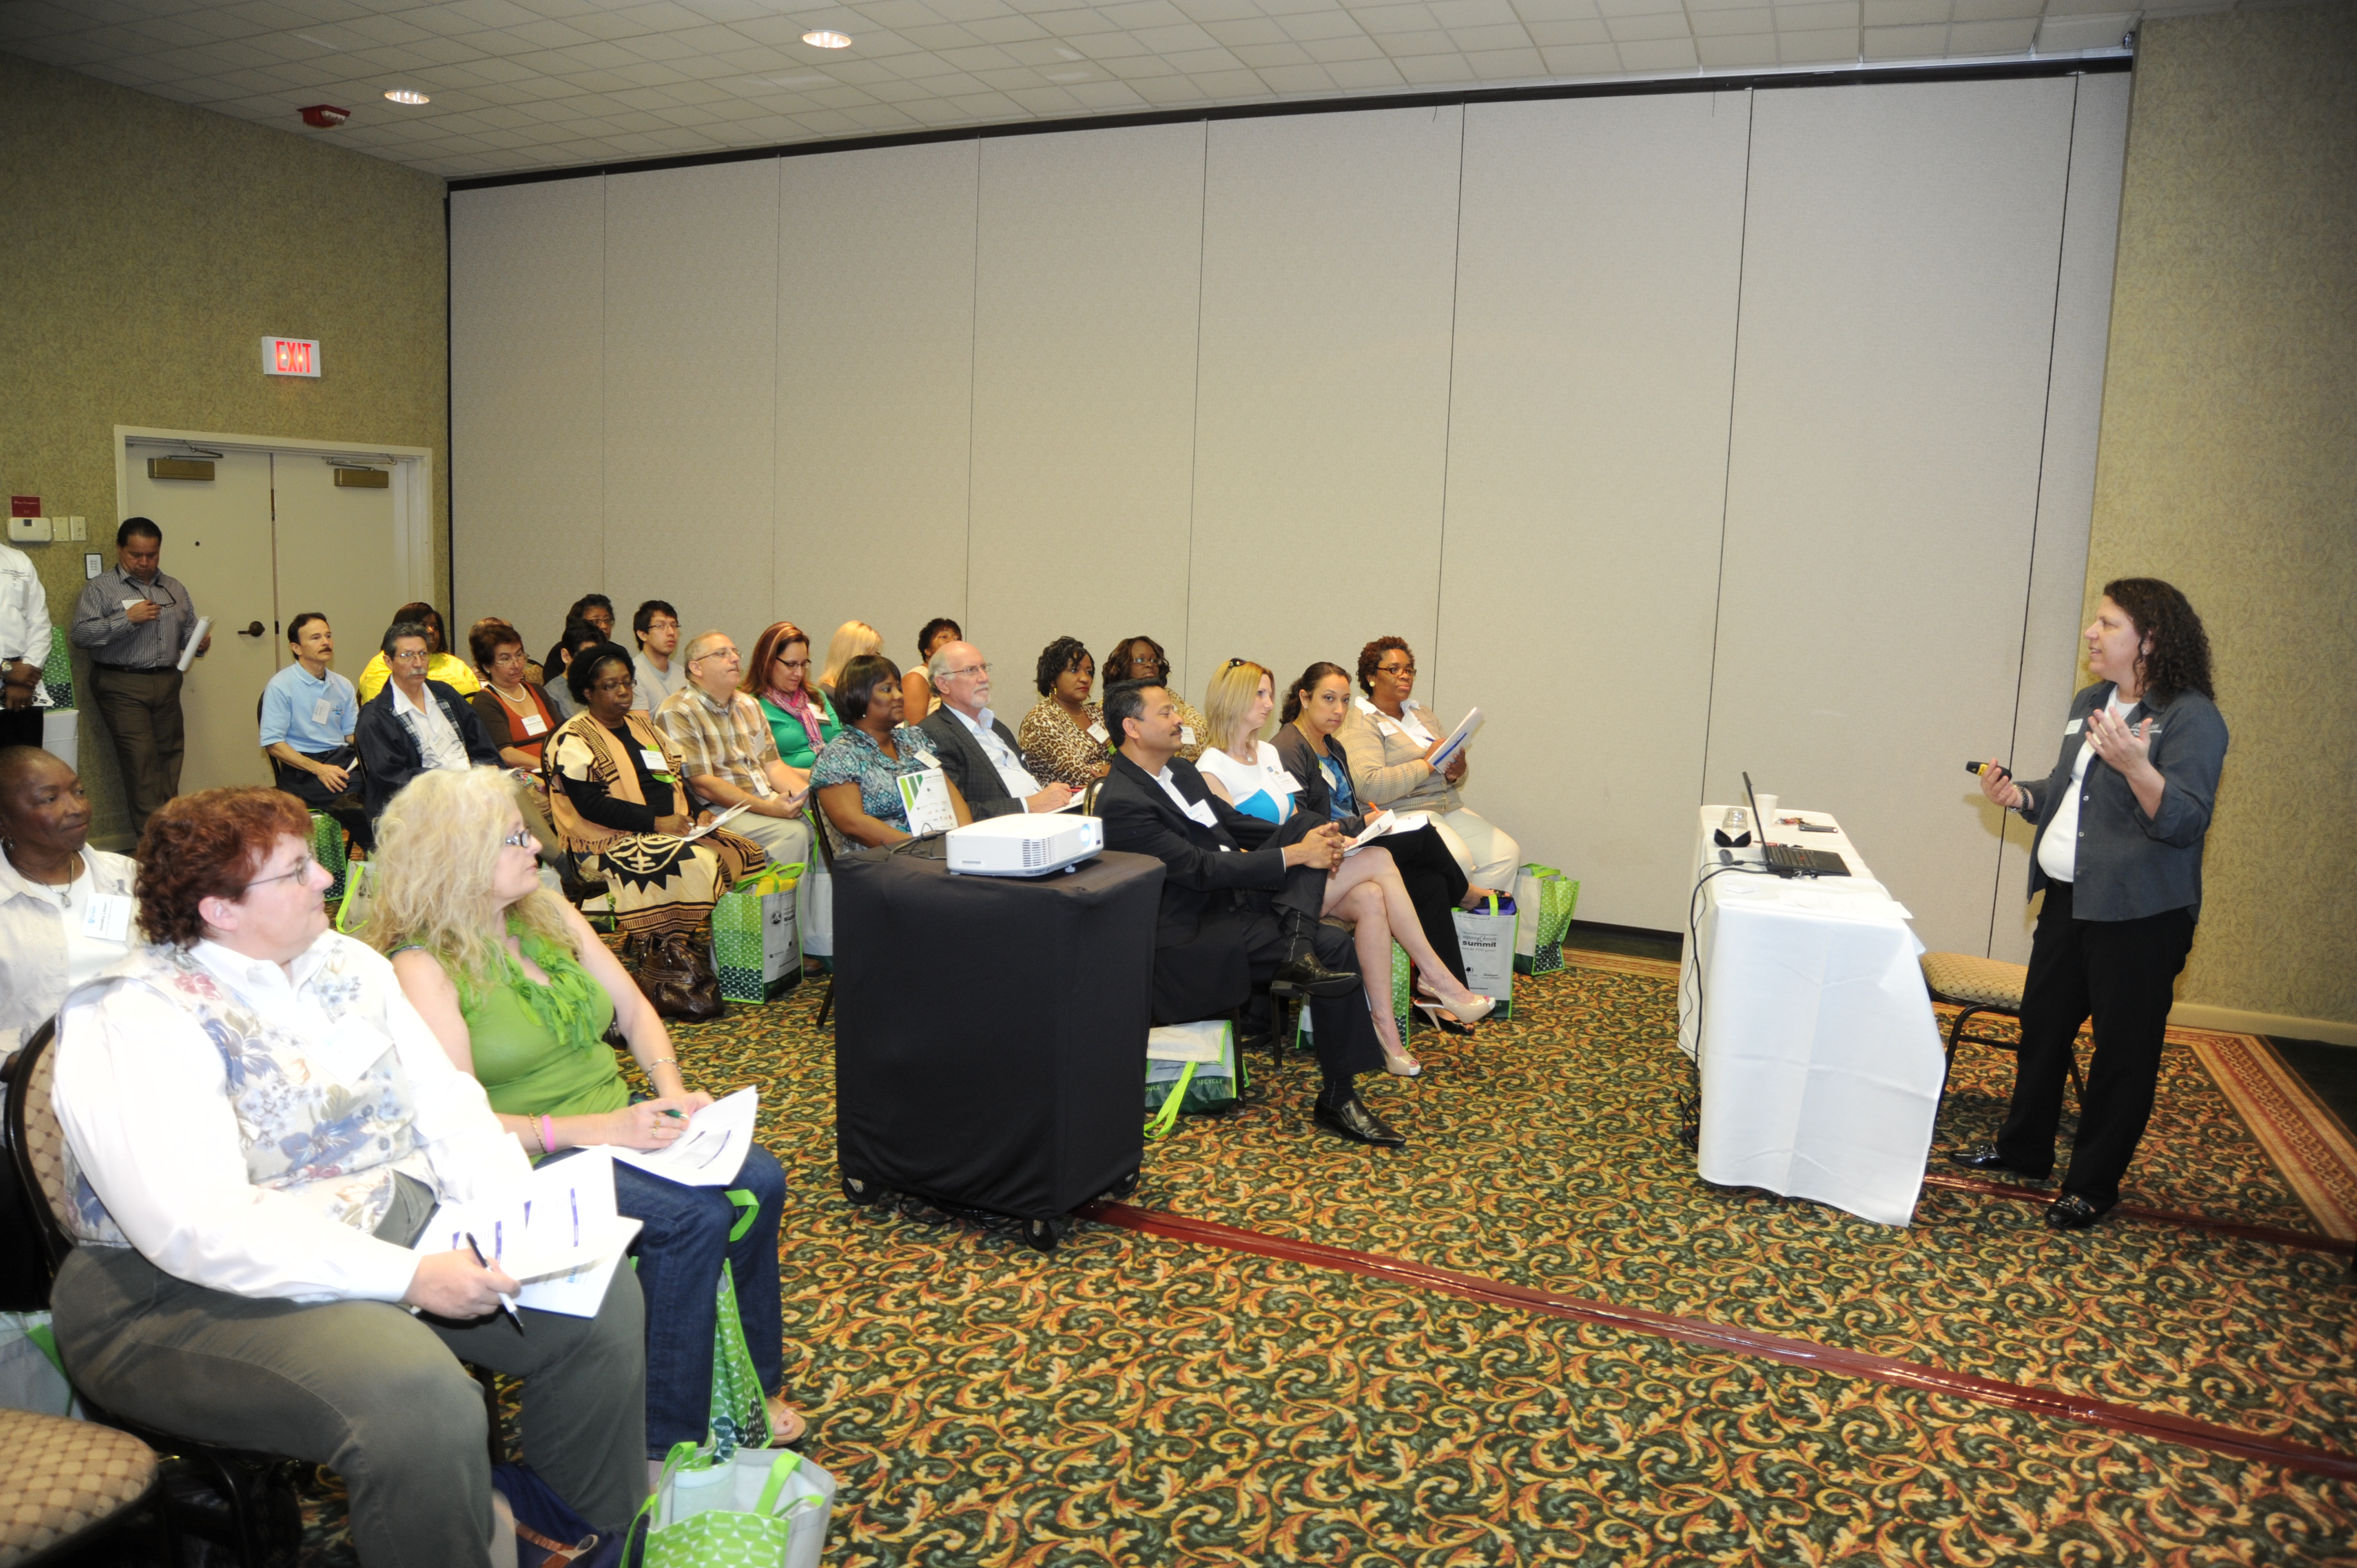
2043, 1193, 2114, 1231
1947, 1146, 2051, 1181
1314, 1092, 1406, 1148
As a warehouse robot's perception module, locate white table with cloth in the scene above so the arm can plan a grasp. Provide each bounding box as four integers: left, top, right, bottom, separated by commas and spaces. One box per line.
1675, 806, 1946, 1226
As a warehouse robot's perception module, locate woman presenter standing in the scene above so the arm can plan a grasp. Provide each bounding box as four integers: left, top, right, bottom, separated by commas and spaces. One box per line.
1953, 578, 2228, 1231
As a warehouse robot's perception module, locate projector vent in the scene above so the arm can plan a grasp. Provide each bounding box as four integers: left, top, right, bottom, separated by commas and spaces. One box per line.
1022, 838, 1047, 868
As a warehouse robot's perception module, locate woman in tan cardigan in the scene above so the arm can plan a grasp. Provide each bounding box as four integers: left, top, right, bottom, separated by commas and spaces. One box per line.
1337, 635, 1520, 901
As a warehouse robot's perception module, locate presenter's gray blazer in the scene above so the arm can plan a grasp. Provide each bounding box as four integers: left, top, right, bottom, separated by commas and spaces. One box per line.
2016, 680, 2227, 922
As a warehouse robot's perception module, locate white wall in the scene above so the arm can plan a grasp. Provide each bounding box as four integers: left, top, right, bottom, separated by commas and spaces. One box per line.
450, 74, 2125, 952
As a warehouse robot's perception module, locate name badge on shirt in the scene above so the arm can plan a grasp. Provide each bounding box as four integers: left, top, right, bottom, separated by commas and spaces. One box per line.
521, 713, 547, 736
80, 893, 133, 944
311, 1012, 393, 1087
2065, 719, 2083, 734
311, 697, 337, 725
1272, 773, 1301, 795
1376, 720, 1403, 738
1087, 723, 1108, 744
640, 748, 666, 771
1183, 795, 1220, 829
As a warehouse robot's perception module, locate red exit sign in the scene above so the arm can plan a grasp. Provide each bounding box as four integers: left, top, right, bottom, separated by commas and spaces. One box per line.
261, 337, 321, 377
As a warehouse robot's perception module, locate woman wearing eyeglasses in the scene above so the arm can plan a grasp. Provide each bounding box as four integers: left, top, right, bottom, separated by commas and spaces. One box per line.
1339, 635, 1520, 902
1103, 636, 1208, 764
366, 766, 806, 1462
542, 642, 766, 1019
744, 621, 840, 774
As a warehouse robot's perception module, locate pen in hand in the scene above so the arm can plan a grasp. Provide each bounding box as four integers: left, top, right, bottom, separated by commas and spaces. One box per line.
464, 1231, 526, 1335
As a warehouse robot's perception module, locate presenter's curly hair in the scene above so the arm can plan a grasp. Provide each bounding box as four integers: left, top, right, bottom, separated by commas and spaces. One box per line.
134, 787, 312, 948
1282, 662, 1352, 725
360, 767, 579, 989
1034, 637, 1093, 696
2103, 577, 2213, 702
1356, 636, 1412, 696
833, 654, 903, 724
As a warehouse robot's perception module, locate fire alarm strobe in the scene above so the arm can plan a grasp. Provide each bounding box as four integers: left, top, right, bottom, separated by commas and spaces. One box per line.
299, 104, 351, 128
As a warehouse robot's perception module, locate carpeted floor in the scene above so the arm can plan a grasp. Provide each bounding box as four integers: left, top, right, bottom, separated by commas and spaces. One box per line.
277, 953, 2356, 1566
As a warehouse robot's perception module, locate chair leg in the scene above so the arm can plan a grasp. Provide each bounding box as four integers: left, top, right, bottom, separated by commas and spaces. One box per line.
816, 974, 835, 1028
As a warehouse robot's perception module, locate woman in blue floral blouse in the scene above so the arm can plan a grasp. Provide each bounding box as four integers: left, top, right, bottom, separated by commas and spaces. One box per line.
810, 653, 974, 847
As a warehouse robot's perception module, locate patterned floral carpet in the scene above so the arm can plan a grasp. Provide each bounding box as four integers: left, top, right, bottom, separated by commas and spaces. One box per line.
290, 956, 2357, 1566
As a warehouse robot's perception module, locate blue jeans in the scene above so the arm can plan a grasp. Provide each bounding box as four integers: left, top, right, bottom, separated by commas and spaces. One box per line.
550, 1142, 788, 1457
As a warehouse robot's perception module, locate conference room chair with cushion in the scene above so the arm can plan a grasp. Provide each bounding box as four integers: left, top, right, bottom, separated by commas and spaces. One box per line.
5, 1020, 506, 1566
1918, 951, 2084, 1111
0, 1405, 171, 1567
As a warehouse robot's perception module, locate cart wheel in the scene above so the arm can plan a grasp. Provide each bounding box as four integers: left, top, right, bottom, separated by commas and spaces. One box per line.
1022, 1219, 1058, 1254
1101, 1170, 1140, 1203
841, 1175, 878, 1207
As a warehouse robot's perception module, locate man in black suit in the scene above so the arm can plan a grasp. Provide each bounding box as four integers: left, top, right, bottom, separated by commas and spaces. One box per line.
917, 639, 1075, 819
1094, 678, 1405, 1148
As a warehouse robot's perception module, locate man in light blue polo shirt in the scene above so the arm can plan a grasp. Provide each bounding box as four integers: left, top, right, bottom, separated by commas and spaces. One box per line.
259, 612, 370, 849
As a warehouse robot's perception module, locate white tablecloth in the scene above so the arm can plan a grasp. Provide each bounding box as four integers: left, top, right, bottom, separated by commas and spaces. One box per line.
1675, 807, 1945, 1226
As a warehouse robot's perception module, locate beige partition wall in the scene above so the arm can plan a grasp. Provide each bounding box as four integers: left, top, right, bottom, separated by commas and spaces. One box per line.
1703, 76, 2082, 957
777, 142, 978, 669
1183, 106, 1464, 708
604, 161, 781, 649
449, 74, 2125, 952
968, 122, 1207, 689
451, 177, 606, 647
1437, 92, 1753, 930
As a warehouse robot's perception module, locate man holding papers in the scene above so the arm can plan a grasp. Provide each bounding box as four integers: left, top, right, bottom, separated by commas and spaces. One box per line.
48, 787, 647, 1567
1340, 636, 1522, 900
69, 518, 210, 835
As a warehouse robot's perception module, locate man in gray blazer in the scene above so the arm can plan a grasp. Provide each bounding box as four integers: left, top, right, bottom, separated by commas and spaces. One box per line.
917, 641, 1075, 819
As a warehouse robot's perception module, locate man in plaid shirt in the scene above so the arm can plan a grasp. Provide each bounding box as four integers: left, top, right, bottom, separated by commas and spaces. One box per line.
656, 630, 814, 868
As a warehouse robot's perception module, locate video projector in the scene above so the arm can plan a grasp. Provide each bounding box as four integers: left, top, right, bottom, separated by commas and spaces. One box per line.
944, 813, 1104, 878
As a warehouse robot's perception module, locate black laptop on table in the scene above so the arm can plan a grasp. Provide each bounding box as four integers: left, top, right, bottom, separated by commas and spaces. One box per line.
1743, 771, 1850, 878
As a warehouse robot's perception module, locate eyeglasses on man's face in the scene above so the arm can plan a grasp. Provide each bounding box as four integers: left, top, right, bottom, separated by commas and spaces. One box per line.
943, 663, 991, 682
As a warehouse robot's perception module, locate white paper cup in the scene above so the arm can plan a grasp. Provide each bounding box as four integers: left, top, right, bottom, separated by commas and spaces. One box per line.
1753, 793, 1778, 825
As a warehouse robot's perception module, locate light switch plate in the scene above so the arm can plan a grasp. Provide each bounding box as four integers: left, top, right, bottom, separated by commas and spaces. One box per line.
7, 516, 52, 543
66, 515, 86, 540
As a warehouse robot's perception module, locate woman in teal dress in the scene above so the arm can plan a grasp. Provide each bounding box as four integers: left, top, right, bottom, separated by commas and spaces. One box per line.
744, 621, 838, 776
363, 765, 805, 1459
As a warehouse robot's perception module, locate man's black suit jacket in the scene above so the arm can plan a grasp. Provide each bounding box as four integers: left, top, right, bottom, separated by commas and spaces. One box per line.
355, 678, 500, 819
917, 705, 1029, 822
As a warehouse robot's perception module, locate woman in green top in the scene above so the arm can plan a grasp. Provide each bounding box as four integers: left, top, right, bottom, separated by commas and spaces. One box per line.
365, 766, 805, 1458
744, 621, 838, 775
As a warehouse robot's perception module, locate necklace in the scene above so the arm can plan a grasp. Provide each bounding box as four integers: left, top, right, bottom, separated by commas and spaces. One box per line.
493, 681, 534, 708
9, 850, 78, 907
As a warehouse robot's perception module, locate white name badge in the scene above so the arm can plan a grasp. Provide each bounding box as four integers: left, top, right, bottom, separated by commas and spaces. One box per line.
1272, 772, 1301, 795
312, 1012, 393, 1087
640, 749, 666, 771
1182, 795, 1220, 829
521, 713, 548, 736
311, 697, 337, 725
2065, 719, 2083, 734
897, 767, 956, 834
80, 893, 134, 945
1377, 720, 1403, 739
1180, 725, 1196, 747
1087, 723, 1108, 744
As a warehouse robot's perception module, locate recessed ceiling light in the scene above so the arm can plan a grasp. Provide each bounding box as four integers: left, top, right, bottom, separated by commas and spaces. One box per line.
801, 30, 852, 48
1054, 48, 1083, 61
384, 88, 429, 104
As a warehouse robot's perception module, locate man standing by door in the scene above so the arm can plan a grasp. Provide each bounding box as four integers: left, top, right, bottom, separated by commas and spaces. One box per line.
71, 518, 208, 836
0, 535, 49, 751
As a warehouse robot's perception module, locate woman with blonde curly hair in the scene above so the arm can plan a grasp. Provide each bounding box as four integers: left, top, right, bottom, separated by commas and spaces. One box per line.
816, 620, 881, 708
363, 766, 806, 1457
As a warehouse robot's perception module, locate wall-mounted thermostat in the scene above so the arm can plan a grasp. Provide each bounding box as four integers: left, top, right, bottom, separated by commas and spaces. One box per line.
7, 517, 52, 543
263, 337, 322, 377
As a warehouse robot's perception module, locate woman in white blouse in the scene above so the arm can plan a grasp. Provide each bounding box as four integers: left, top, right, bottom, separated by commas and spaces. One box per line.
1197, 661, 1494, 1075
0, 747, 137, 1054
1339, 635, 1520, 901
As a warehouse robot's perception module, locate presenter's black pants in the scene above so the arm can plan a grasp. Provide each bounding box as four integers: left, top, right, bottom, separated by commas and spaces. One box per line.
1995, 879, 2196, 1206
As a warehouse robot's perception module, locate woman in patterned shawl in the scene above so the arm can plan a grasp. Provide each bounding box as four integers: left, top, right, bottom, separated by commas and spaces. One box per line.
542, 643, 764, 1003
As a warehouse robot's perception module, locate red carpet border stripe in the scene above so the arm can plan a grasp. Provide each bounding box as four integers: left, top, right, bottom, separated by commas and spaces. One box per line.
2180, 1029, 2357, 1241
1918, 1170, 2356, 1255
1079, 1200, 2357, 1485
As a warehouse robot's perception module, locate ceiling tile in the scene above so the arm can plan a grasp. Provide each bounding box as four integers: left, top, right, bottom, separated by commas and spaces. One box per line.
1320, 54, 1402, 85
1949, 0, 2038, 16
1391, 49, 1474, 80
2037, 12, 2132, 50
1603, 11, 1682, 41
1231, 38, 1313, 63
1861, 0, 1947, 23
1254, 59, 1336, 88
1946, 14, 2034, 50
1861, 20, 1942, 55
1536, 39, 1617, 71
1687, 8, 1768, 38
1300, 33, 1384, 60
1524, 16, 1606, 42
1613, 33, 1694, 67
1694, 29, 1777, 64
1774, 1, 1861, 29
1775, 24, 1856, 60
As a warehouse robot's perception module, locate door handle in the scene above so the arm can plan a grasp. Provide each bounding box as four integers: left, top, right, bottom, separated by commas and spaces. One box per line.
237, 620, 265, 638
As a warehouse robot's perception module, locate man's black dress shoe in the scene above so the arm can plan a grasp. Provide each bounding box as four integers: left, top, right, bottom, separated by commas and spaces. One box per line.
2043, 1193, 2113, 1231
1272, 950, 1360, 999
1314, 1094, 1405, 1148
1947, 1146, 2051, 1181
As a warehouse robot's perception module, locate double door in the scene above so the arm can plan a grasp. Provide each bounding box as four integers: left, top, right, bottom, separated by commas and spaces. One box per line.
121, 448, 399, 792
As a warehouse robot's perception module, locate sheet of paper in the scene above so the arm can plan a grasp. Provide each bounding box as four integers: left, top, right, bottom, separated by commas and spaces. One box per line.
1341, 809, 1427, 855
603, 1087, 758, 1187
176, 616, 212, 673
1424, 707, 1484, 773
1146, 1021, 1229, 1064
413, 1148, 636, 1313
897, 768, 956, 834
680, 801, 753, 842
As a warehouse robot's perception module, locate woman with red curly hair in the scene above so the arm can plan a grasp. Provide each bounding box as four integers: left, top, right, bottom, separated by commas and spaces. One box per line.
1954, 578, 2229, 1232
44, 786, 648, 1565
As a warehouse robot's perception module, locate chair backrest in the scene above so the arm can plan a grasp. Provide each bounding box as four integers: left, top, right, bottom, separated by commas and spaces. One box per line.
804, 801, 840, 873
4, 1020, 79, 1287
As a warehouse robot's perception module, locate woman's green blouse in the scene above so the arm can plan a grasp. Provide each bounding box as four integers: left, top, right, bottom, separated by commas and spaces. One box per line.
760, 692, 841, 771
448, 935, 627, 1120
